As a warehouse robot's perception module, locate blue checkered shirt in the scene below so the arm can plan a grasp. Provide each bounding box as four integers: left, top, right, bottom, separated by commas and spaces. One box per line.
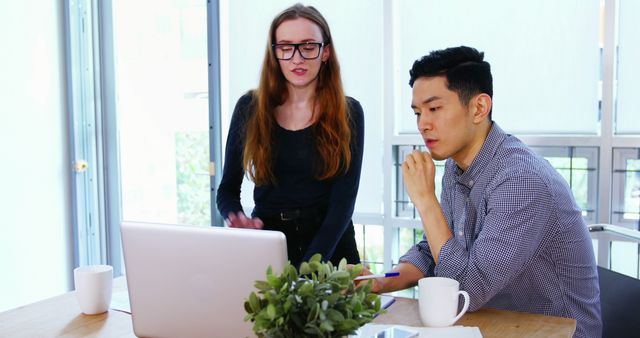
400, 123, 602, 338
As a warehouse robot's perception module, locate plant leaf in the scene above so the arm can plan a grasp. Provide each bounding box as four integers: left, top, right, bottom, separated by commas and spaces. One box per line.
338, 258, 347, 271
320, 320, 334, 332
249, 292, 261, 313
304, 324, 321, 336
307, 302, 318, 323
337, 318, 359, 331
309, 261, 321, 273
299, 262, 311, 275
326, 308, 345, 322
267, 303, 276, 320
284, 264, 298, 281
328, 270, 350, 282
267, 273, 282, 288
309, 253, 322, 263
298, 281, 314, 297
254, 280, 272, 291
349, 264, 363, 278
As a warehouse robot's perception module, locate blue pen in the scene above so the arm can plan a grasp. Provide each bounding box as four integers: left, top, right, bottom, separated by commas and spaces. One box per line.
354, 271, 400, 281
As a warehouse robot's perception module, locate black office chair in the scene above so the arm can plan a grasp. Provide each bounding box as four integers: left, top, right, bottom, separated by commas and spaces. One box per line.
598, 266, 640, 338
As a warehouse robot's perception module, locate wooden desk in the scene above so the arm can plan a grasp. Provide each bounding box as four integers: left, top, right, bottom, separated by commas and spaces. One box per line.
0, 278, 135, 338
375, 297, 576, 338
0, 277, 576, 338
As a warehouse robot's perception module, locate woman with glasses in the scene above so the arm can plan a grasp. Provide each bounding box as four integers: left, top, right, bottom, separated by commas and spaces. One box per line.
217, 3, 364, 268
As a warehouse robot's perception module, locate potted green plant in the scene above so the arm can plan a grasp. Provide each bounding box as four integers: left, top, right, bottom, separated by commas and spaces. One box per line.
244, 254, 385, 338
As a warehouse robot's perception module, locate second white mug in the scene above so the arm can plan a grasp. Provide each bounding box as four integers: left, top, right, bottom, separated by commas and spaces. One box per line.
418, 276, 470, 327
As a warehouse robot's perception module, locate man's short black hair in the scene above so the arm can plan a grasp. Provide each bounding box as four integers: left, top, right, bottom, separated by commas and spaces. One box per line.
409, 46, 493, 118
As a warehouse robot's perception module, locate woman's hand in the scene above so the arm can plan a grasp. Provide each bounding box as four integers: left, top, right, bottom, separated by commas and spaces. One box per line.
226, 211, 264, 229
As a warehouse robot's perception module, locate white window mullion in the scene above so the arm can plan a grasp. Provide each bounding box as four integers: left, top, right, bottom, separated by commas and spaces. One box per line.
382, 0, 396, 272
598, 0, 617, 224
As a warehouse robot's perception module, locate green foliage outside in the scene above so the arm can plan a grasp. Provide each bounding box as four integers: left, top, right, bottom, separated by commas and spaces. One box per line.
244, 254, 384, 338
175, 131, 210, 226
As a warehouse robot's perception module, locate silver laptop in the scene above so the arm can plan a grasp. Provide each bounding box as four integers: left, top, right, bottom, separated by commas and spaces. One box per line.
120, 221, 287, 338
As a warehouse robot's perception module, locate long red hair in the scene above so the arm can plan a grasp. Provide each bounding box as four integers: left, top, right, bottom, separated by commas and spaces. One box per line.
243, 3, 351, 186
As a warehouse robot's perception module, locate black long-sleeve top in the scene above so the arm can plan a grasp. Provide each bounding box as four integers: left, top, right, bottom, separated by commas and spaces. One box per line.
216, 92, 364, 262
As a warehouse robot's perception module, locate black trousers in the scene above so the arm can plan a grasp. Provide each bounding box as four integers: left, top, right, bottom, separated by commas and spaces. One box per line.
257, 205, 360, 268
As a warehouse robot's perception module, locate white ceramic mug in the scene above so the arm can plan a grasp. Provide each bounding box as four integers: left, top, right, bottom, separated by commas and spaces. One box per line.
418, 277, 470, 327
74, 265, 113, 315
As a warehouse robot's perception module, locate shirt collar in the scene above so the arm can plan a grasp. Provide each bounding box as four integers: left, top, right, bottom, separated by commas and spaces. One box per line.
454, 122, 508, 189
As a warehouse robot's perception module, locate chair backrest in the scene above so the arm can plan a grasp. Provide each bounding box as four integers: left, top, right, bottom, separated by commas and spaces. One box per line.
598, 266, 640, 338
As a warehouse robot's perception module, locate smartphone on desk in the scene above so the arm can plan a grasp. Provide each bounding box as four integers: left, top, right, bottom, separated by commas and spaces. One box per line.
372, 326, 419, 338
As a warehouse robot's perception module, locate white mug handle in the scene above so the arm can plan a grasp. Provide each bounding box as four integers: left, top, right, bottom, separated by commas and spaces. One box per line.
450, 290, 470, 325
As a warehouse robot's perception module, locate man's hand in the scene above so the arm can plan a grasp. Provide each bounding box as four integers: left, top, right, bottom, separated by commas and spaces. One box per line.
402, 150, 437, 209
354, 266, 385, 293
353, 263, 425, 294
226, 211, 264, 229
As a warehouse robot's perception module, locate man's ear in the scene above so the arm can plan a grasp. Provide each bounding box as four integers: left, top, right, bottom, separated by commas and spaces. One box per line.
471, 93, 492, 123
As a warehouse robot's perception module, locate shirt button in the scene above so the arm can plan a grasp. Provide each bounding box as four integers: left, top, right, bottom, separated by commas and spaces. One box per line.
458, 230, 464, 236
469, 180, 474, 186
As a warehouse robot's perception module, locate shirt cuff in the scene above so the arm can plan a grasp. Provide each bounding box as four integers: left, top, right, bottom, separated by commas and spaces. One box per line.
399, 244, 435, 276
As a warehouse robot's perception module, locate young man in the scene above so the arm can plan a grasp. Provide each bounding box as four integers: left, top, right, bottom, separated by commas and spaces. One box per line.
365, 46, 601, 337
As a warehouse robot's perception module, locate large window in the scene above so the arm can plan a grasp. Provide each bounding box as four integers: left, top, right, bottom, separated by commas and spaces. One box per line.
112, 0, 210, 226
394, 0, 600, 135
383, 0, 640, 280
615, 0, 640, 134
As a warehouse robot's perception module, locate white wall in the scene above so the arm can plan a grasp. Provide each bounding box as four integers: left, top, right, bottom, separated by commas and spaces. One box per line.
0, 2, 72, 312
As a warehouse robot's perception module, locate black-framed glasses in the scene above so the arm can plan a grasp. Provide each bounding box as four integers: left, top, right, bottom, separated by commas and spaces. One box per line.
272, 42, 326, 60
